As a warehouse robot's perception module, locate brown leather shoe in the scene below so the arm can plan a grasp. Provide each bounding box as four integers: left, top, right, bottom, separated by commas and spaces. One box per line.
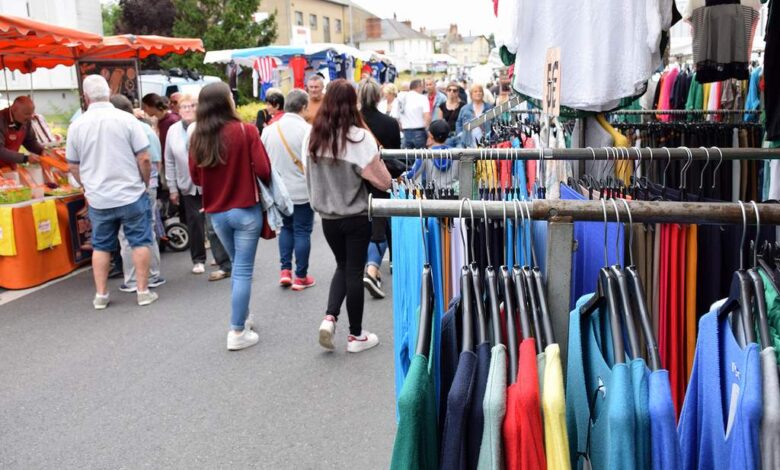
208, 269, 230, 282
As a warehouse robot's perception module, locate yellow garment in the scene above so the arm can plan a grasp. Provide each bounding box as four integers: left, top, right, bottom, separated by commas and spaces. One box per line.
354, 59, 363, 82
702, 83, 711, 110
685, 225, 698, 381
0, 206, 17, 256
31, 200, 61, 250
595, 114, 633, 185
542, 343, 571, 470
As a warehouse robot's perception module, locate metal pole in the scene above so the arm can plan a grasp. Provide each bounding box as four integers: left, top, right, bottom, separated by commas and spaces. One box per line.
1, 56, 10, 103
381, 147, 780, 161
368, 199, 780, 225
545, 219, 574, 369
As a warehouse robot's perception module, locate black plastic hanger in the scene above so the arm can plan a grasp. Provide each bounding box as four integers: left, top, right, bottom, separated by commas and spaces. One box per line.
580, 199, 626, 364
747, 201, 772, 350
608, 199, 642, 359
717, 201, 757, 347
518, 199, 545, 354
415, 200, 434, 357
619, 199, 661, 370
523, 199, 555, 347
511, 199, 533, 340
458, 199, 475, 353
499, 202, 519, 383
483, 202, 504, 347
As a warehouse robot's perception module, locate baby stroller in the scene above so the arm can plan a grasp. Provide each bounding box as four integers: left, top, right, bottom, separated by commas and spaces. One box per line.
155, 189, 190, 252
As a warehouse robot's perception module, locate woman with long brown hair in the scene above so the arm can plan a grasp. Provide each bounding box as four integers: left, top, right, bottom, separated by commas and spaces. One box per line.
304, 79, 392, 353
189, 82, 272, 351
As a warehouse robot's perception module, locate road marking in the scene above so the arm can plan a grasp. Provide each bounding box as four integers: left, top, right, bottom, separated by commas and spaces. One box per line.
0, 266, 92, 306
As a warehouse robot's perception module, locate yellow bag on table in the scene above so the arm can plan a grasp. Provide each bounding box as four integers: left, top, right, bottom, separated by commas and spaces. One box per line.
31, 200, 61, 250
0, 206, 16, 256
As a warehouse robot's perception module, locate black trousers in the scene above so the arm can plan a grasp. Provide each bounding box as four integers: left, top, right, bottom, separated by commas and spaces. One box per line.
181, 194, 207, 264
322, 216, 371, 336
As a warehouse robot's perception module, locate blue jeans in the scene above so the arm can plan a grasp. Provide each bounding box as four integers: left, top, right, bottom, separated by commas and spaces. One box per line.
366, 241, 388, 269
279, 203, 314, 278
210, 205, 263, 330
403, 129, 427, 149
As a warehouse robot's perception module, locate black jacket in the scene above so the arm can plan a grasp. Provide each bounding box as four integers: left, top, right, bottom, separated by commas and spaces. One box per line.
361, 107, 405, 178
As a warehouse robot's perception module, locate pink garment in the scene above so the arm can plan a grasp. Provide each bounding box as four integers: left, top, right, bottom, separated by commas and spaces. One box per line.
657, 67, 679, 122
708, 81, 722, 122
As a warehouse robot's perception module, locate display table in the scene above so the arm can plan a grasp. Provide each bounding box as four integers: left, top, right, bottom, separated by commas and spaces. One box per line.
0, 194, 91, 289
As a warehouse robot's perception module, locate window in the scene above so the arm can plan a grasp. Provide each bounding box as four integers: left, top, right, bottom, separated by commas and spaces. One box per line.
335, 19, 342, 34
389, 40, 395, 53
295, 11, 303, 26
309, 14, 317, 30
323, 16, 331, 42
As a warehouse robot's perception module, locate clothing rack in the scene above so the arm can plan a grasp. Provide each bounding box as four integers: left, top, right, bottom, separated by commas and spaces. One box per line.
370, 197, 779, 366
464, 96, 538, 131
606, 109, 761, 116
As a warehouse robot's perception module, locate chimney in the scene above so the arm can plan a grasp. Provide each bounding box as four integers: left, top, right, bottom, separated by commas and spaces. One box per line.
449, 24, 458, 36
365, 18, 382, 39
420, 26, 426, 34
401, 20, 412, 29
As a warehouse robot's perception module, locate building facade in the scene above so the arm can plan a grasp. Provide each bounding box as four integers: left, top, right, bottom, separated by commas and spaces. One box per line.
258, 0, 376, 46
448, 35, 491, 66
355, 18, 434, 71
0, 0, 103, 114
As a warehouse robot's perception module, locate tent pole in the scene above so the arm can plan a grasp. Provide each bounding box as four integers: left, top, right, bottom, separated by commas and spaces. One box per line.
1, 56, 10, 103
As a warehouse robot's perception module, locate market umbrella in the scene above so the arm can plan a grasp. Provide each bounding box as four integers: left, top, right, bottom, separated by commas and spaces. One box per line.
76, 34, 204, 61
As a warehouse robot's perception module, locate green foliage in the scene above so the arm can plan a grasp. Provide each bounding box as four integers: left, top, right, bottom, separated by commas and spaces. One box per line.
164, 0, 278, 93
101, 2, 121, 35
236, 102, 265, 124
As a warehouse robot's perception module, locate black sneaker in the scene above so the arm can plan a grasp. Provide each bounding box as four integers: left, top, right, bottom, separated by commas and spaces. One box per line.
363, 273, 386, 299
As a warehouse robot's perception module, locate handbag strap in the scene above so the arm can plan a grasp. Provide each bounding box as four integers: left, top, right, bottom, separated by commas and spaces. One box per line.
274, 123, 305, 173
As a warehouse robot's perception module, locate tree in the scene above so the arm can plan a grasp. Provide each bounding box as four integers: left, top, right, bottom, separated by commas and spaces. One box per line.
165, 0, 277, 104
101, 2, 121, 36
114, 0, 177, 36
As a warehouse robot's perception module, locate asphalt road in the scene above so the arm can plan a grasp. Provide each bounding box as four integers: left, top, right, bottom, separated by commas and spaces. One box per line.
0, 217, 397, 469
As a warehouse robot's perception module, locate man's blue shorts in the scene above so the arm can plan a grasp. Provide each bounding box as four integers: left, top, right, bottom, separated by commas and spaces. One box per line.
88, 194, 153, 252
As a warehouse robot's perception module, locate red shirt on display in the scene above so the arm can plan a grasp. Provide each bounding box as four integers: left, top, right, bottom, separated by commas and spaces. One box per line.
289, 56, 307, 89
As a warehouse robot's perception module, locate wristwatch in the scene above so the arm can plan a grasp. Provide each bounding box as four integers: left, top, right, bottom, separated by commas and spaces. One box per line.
21, 154, 29, 164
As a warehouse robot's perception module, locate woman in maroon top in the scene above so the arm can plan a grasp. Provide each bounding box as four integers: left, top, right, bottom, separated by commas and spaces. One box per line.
142, 93, 180, 168
189, 82, 272, 351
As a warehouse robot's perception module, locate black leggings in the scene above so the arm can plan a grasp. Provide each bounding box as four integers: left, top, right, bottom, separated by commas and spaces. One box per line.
322, 216, 371, 336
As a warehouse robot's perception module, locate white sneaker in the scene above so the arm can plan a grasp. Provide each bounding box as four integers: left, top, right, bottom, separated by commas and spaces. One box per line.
192, 263, 206, 274
318, 315, 337, 351
227, 328, 259, 350
347, 330, 379, 353
137, 290, 159, 307
93, 293, 110, 310
245, 314, 255, 331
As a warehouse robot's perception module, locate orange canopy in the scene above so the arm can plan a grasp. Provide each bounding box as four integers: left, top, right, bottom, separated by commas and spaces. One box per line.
78, 35, 205, 61
0, 14, 102, 73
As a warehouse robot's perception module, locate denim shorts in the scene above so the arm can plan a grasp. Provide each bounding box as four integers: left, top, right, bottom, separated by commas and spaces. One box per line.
88, 194, 153, 252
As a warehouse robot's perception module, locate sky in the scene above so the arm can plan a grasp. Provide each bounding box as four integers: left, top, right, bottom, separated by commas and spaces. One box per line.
352, 0, 498, 37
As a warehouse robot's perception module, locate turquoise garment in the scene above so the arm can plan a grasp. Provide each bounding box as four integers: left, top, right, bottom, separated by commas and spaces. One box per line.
428, 216, 445, 404
566, 294, 637, 470
745, 67, 763, 122
632, 358, 651, 470
759, 269, 780, 364
390, 354, 438, 470
477, 344, 507, 470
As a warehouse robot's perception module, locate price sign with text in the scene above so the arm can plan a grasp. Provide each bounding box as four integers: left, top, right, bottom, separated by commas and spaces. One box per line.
543, 47, 561, 117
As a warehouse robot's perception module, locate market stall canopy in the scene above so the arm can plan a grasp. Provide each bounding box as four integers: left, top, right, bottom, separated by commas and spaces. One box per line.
205, 43, 393, 68
0, 13, 102, 73
78, 35, 204, 61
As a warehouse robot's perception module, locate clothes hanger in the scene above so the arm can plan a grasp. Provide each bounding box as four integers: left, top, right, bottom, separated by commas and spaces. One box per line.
482, 201, 504, 347
519, 198, 545, 353
580, 199, 625, 364
415, 199, 435, 358
697, 146, 711, 200
746, 201, 772, 350
501, 201, 520, 383
711, 146, 723, 190
717, 200, 756, 348
511, 199, 533, 342
526, 198, 555, 347
619, 199, 661, 370
458, 198, 475, 353
608, 199, 642, 359
468, 199, 489, 346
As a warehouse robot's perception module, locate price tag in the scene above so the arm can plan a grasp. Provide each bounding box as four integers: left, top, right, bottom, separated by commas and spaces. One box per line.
543, 47, 561, 117
38, 220, 51, 233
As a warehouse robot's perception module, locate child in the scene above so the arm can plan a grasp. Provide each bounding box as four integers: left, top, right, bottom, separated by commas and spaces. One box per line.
405, 120, 459, 191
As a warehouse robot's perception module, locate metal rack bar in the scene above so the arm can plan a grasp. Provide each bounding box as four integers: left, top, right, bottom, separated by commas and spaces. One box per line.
381, 147, 780, 161
465, 96, 527, 131
369, 198, 780, 225
606, 109, 760, 115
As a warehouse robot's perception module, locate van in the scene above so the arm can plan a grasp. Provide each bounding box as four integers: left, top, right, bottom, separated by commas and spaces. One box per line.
138, 69, 222, 98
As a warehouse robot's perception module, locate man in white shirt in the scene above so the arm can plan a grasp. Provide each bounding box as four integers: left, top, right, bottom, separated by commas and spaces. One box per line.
66, 75, 158, 309
261, 89, 316, 291
398, 79, 431, 149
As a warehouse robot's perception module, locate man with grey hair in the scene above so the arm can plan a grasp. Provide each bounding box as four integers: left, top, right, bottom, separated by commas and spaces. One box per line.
67, 75, 158, 309
302, 74, 324, 123
261, 89, 316, 291
398, 78, 430, 149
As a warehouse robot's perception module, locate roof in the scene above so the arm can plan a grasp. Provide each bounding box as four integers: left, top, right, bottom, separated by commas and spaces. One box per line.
451, 35, 489, 45
354, 18, 431, 43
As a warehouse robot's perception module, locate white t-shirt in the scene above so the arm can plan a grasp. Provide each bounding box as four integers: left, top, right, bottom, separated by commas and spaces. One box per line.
398, 91, 429, 129
66, 102, 150, 209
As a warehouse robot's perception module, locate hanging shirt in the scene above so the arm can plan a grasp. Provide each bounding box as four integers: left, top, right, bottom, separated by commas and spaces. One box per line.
467, 342, 492, 469
632, 359, 652, 470
566, 294, 637, 470
649, 369, 682, 470
761, 346, 780, 470
504, 338, 546, 470
542, 343, 571, 470
440, 349, 478, 470
477, 344, 507, 470
288, 56, 307, 89
759, 269, 780, 364
390, 354, 438, 470
440, 298, 461, 436
678, 311, 762, 470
